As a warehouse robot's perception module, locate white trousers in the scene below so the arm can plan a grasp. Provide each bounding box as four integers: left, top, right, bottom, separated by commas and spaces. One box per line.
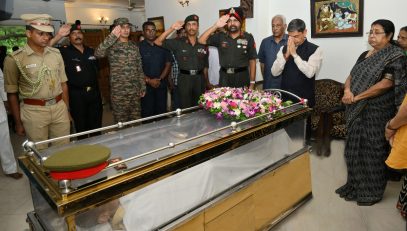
0, 121, 17, 174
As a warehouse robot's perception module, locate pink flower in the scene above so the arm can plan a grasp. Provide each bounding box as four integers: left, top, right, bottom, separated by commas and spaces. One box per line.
206, 100, 213, 108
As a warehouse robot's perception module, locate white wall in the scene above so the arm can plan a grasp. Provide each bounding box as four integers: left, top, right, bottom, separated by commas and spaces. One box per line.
146, 0, 407, 83
0, 0, 66, 30
64, 2, 145, 30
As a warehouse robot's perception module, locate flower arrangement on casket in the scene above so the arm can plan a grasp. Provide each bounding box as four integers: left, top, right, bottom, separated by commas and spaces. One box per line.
198, 87, 290, 121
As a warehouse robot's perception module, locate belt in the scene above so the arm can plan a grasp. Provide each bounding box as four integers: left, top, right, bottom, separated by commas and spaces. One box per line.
23, 94, 63, 106
71, 86, 95, 92
221, 66, 248, 74
180, 69, 203, 75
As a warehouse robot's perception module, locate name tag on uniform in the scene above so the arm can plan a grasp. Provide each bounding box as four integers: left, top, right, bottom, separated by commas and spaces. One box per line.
25, 64, 37, 68
76, 65, 82, 72
88, 56, 96, 60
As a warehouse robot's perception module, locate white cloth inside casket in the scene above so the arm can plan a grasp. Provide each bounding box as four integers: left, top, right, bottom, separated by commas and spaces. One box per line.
121, 129, 294, 230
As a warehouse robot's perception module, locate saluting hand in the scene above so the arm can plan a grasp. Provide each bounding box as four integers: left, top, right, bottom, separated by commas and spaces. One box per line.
171, 21, 184, 31
216, 15, 229, 28
57, 24, 71, 38
112, 25, 121, 38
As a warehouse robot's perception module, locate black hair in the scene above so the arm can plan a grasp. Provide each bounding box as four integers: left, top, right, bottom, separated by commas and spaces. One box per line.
371, 19, 395, 43
287, 19, 306, 32
400, 26, 407, 33
26, 25, 34, 31
142, 21, 156, 31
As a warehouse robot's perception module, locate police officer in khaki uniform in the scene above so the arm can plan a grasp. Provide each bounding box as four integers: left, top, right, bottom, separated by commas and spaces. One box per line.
199, 7, 257, 89
3, 14, 70, 150
155, 15, 209, 109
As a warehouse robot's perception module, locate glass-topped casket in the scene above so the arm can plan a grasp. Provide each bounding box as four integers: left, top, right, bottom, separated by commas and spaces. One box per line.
21, 90, 312, 231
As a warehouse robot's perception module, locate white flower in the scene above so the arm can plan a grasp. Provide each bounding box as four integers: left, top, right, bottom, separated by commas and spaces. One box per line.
233, 108, 241, 116
213, 102, 221, 109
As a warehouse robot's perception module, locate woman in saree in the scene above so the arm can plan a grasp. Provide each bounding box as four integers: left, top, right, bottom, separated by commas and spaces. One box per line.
336, 19, 407, 206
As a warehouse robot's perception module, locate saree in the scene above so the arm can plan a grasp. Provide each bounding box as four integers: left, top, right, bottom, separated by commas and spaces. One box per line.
339, 44, 406, 203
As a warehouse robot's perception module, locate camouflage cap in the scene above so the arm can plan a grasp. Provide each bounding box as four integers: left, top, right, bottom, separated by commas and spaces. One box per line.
113, 17, 132, 26
21, 14, 54, 32
184, 14, 199, 24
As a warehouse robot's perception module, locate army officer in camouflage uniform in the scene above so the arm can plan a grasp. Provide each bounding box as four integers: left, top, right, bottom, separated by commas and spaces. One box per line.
199, 7, 257, 89
95, 17, 145, 123
3, 14, 70, 150
155, 15, 209, 109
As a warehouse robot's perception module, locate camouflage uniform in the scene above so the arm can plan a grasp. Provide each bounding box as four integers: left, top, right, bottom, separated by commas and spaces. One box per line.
95, 33, 145, 123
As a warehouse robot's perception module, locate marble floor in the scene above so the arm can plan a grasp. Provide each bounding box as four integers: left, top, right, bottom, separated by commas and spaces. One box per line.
0, 112, 406, 230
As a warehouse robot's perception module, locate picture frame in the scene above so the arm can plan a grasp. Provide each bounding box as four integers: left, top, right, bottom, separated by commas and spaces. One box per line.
219, 9, 246, 32
147, 16, 165, 36
310, 0, 363, 38
240, 0, 253, 18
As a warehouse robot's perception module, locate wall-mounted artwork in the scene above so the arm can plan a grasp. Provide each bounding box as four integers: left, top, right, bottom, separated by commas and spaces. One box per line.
240, 0, 253, 18
147, 16, 165, 36
310, 0, 363, 38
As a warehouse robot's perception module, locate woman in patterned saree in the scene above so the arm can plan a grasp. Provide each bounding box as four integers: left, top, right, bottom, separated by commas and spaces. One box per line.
336, 19, 407, 206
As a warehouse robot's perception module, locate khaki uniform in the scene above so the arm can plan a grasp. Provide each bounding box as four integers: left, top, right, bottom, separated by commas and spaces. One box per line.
3, 45, 70, 149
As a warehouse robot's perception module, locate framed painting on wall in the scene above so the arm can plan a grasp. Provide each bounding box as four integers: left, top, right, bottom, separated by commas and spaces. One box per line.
310, 0, 364, 38
240, 0, 253, 18
147, 16, 165, 36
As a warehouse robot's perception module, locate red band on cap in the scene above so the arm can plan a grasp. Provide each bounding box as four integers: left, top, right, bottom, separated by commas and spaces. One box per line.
229, 13, 242, 22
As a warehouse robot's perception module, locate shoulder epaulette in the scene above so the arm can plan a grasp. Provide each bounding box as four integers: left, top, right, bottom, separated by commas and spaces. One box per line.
10, 48, 24, 57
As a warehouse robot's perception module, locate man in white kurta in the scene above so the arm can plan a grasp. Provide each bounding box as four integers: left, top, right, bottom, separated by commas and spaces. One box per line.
0, 69, 22, 179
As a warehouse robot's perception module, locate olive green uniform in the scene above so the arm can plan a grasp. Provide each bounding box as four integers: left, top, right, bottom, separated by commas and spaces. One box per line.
95, 34, 145, 123
3, 45, 70, 149
162, 38, 208, 108
207, 31, 257, 88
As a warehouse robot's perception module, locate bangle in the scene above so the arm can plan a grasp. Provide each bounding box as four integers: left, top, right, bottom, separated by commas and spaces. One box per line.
386, 120, 398, 131
250, 81, 256, 84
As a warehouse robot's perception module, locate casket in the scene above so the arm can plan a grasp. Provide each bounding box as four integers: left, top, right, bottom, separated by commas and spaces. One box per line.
21, 96, 312, 231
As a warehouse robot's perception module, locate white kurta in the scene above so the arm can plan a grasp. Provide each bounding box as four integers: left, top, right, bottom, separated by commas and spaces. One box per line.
0, 69, 17, 174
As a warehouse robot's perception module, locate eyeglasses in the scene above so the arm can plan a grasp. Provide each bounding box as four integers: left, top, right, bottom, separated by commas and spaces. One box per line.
366, 31, 386, 36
